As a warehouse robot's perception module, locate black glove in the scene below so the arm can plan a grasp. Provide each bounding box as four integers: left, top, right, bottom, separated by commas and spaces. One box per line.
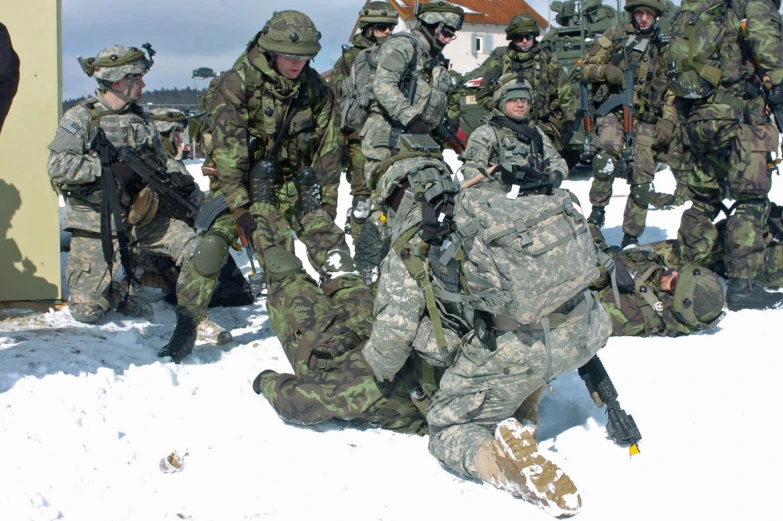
110, 161, 140, 194
406, 116, 430, 135
551, 170, 564, 188
613, 256, 636, 294
766, 82, 783, 107
447, 118, 460, 133
560, 120, 576, 146
602, 64, 625, 89
170, 171, 196, 195
233, 208, 258, 241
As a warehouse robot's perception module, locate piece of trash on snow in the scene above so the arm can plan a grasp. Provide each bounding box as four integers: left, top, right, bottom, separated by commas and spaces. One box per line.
159, 451, 186, 473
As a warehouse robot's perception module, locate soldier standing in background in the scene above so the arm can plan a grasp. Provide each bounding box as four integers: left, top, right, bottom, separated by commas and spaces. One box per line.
328, 2, 398, 241
475, 14, 576, 157
671, 0, 783, 310
581, 0, 675, 249
151, 108, 187, 162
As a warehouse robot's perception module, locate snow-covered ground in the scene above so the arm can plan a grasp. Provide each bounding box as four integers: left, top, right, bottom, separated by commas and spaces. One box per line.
2, 155, 782, 521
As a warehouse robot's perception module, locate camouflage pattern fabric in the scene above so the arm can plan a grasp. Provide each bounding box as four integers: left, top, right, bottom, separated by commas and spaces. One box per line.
47, 92, 206, 322
461, 110, 568, 183
475, 43, 576, 150
211, 42, 341, 218
652, 119, 691, 208
427, 299, 611, 480
674, 0, 783, 280
589, 114, 656, 237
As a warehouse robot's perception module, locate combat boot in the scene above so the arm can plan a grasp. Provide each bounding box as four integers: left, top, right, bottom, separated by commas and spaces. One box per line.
475, 418, 581, 517
294, 166, 322, 220
587, 207, 605, 228
621, 233, 639, 250
197, 317, 233, 345
726, 278, 783, 311
249, 159, 276, 205
110, 281, 154, 320
159, 314, 198, 363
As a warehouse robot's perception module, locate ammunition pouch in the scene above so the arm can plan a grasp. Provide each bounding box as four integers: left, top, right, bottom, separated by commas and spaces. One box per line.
127, 186, 160, 227
61, 182, 102, 206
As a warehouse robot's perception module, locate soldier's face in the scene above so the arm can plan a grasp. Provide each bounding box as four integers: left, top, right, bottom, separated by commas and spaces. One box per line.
437, 26, 458, 47
372, 23, 395, 39
659, 270, 679, 292
275, 55, 308, 80
504, 97, 530, 118
633, 8, 656, 31
512, 33, 536, 52
114, 74, 145, 100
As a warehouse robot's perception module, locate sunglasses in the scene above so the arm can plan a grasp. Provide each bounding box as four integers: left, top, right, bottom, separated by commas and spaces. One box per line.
440, 27, 458, 40
512, 33, 536, 42
375, 23, 396, 32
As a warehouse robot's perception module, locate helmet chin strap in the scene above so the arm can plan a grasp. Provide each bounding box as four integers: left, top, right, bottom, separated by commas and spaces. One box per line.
100, 75, 140, 104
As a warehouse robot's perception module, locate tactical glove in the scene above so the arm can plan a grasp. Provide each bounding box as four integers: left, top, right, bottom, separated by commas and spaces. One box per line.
233, 208, 258, 242
560, 120, 576, 146
602, 65, 625, 89
653, 119, 675, 148
110, 161, 140, 194
170, 171, 196, 195
406, 116, 430, 135
447, 118, 460, 133
767, 82, 783, 107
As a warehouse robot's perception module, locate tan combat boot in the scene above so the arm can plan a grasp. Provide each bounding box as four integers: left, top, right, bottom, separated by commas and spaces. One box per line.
475, 418, 581, 518
197, 318, 232, 345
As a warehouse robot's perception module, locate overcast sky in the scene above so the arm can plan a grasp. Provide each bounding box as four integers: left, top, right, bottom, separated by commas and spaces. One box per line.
61, 0, 559, 101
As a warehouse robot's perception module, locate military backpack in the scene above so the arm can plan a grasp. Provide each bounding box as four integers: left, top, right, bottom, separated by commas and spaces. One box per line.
666, 0, 737, 99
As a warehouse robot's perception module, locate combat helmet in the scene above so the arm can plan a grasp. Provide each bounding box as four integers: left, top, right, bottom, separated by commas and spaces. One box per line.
79, 45, 154, 82
358, 2, 398, 29
671, 264, 726, 330
506, 14, 541, 39
624, 0, 665, 15
493, 74, 532, 107
151, 108, 187, 134
416, 1, 465, 31
257, 11, 322, 60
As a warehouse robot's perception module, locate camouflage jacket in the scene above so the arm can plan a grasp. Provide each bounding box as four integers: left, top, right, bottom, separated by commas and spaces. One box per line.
47, 92, 180, 233
462, 111, 568, 182
211, 43, 341, 215
590, 247, 693, 337
371, 30, 453, 128
581, 23, 675, 126
476, 43, 576, 128
328, 33, 376, 136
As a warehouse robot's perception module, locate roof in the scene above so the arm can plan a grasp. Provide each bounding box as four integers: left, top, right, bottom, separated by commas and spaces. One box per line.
388, 0, 548, 28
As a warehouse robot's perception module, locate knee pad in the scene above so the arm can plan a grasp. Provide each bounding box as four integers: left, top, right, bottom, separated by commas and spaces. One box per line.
263, 246, 304, 283
592, 151, 616, 179
630, 183, 653, 207
191, 230, 230, 277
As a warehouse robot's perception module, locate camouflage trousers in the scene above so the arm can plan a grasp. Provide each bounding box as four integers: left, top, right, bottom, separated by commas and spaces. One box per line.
590, 114, 655, 237
257, 271, 427, 434
176, 192, 348, 320
345, 136, 371, 240
361, 114, 408, 190
652, 122, 691, 208
677, 116, 778, 279
67, 213, 197, 323
427, 296, 611, 479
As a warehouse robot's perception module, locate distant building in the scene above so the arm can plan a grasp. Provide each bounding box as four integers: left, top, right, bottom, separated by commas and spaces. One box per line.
346, 0, 548, 75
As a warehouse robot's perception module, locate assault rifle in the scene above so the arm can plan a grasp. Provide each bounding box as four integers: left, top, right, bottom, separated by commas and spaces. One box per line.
740, 19, 783, 133
578, 355, 642, 456
434, 117, 466, 155
574, 80, 595, 163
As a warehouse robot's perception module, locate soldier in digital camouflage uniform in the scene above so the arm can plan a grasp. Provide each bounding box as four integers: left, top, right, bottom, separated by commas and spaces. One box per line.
475, 14, 577, 156
163, 11, 352, 360
672, 0, 783, 310
360, 0, 464, 187
328, 2, 398, 241
588, 226, 725, 337
151, 108, 187, 161
462, 76, 568, 187
47, 46, 204, 332
581, 0, 676, 249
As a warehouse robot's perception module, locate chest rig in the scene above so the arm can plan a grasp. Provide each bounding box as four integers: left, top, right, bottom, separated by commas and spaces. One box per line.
610, 31, 667, 122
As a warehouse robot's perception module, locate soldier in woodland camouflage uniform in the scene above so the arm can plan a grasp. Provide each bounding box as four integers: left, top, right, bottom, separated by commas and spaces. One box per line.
360, 0, 464, 187
462, 77, 568, 187
164, 12, 351, 359
581, 0, 676, 249
672, 0, 783, 310
151, 108, 187, 161
328, 2, 398, 241
47, 46, 201, 329
475, 14, 577, 154
589, 226, 725, 337
650, 118, 691, 209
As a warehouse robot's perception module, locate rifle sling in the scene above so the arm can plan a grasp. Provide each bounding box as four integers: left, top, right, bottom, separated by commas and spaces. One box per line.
99, 144, 138, 288
266, 82, 306, 162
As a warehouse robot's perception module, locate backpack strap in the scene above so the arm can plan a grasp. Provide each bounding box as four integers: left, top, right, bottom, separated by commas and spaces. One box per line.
633, 265, 665, 317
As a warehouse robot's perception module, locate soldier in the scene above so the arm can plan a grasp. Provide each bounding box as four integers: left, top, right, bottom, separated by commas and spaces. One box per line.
0, 21, 19, 135
162, 11, 351, 360
361, 0, 464, 187
670, 0, 783, 310
589, 226, 725, 337
475, 14, 576, 155
461, 76, 568, 187
580, 0, 675, 249
650, 119, 690, 210
46, 46, 213, 344
150, 108, 187, 161
328, 2, 398, 241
